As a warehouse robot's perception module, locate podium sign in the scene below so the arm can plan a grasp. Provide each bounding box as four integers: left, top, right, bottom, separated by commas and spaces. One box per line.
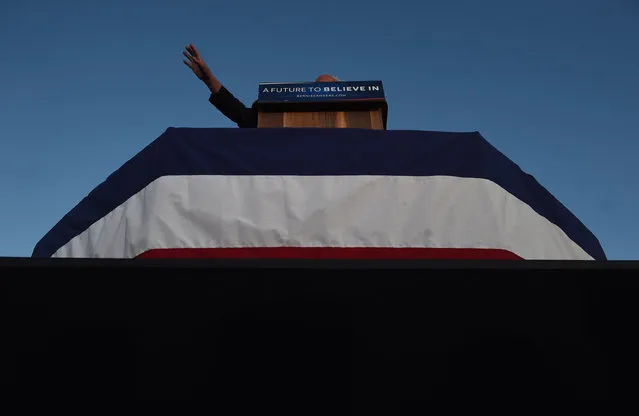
258, 80, 385, 103
255, 80, 388, 130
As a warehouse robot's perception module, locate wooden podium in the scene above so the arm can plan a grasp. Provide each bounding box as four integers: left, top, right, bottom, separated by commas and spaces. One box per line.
255, 80, 388, 130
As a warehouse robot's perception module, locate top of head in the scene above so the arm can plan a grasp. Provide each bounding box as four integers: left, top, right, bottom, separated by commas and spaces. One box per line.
315, 74, 340, 82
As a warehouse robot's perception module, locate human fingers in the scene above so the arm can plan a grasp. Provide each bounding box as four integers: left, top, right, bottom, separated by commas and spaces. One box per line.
183, 50, 196, 63
189, 44, 201, 59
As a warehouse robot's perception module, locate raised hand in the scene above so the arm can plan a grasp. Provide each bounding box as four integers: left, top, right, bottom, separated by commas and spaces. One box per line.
183, 44, 209, 80
183, 44, 221, 93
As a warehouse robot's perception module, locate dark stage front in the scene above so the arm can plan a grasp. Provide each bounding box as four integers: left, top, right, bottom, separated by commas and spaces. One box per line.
1, 258, 637, 410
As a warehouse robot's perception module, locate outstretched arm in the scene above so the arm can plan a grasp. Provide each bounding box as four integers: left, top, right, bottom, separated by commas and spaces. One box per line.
183, 44, 257, 128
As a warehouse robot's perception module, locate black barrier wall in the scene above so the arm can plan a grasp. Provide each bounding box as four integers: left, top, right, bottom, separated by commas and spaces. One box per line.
1, 258, 637, 411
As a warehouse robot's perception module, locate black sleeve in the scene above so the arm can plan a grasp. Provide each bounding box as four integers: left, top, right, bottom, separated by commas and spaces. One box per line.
208, 86, 258, 128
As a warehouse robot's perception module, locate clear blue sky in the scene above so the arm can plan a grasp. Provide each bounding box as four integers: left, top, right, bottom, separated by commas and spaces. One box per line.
1, 0, 637, 259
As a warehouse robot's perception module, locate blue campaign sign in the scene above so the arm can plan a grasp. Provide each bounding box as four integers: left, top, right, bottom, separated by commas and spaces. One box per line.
257, 80, 385, 103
